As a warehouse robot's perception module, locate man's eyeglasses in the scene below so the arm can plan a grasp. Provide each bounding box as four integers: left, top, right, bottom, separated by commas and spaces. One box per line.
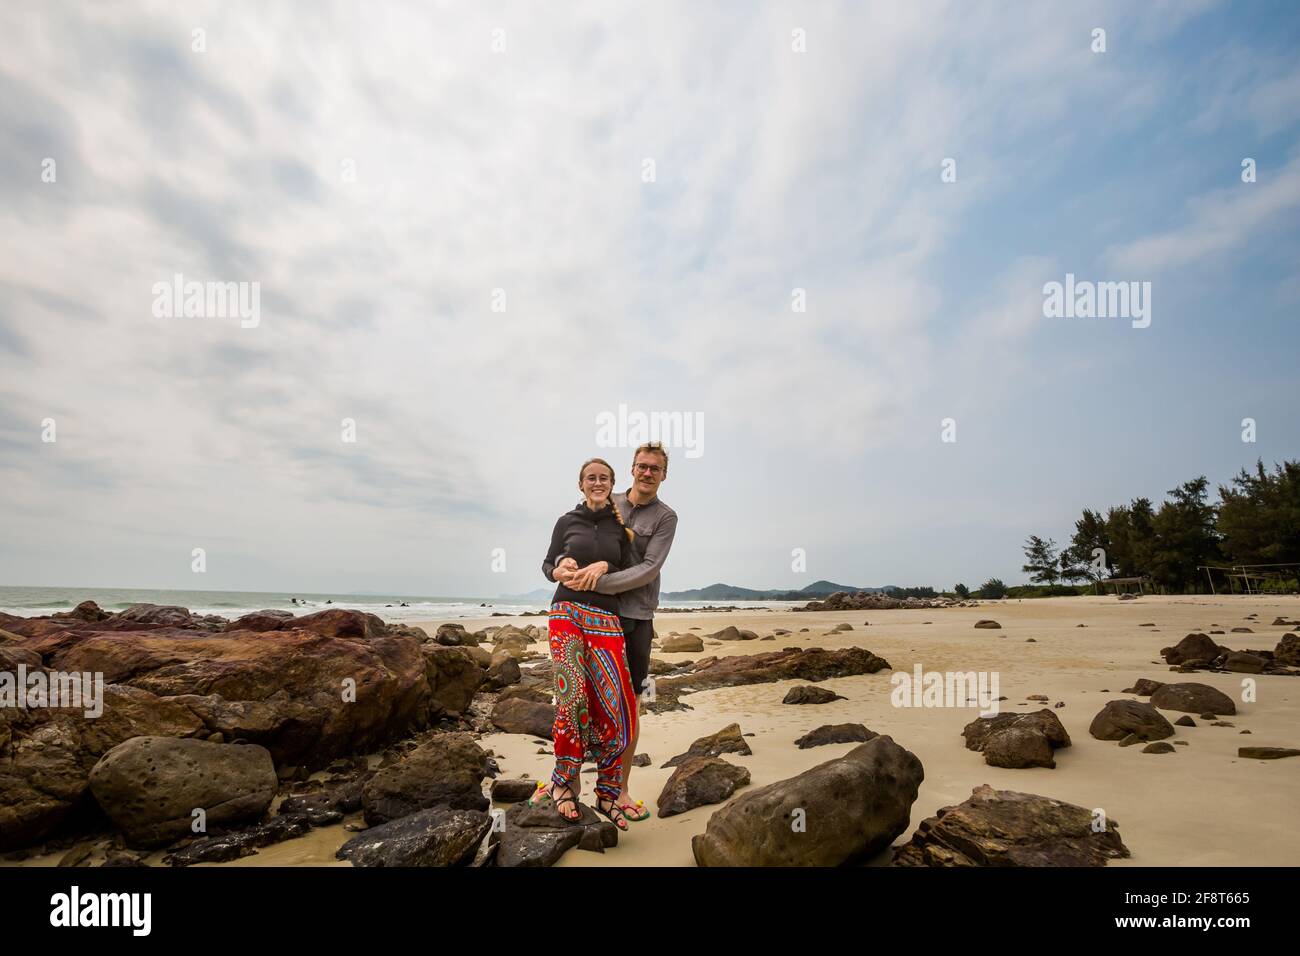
633, 463, 663, 475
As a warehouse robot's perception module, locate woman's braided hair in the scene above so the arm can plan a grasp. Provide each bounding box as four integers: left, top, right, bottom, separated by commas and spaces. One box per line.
578, 457, 635, 543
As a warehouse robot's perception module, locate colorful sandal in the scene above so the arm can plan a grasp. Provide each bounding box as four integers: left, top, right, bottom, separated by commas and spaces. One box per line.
596, 796, 630, 831
617, 799, 650, 822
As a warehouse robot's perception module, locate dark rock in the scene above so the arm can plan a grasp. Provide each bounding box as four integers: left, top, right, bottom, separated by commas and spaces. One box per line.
1238, 747, 1300, 760
337, 808, 490, 866
660, 634, 705, 653
1161, 633, 1224, 666
1122, 678, 1165, 696
1088, 700, 1175, 741
491, 800, 617, 867
782, 685, 846, 705
1174, 716, 1196, 727
891, 785, 1129, 866
87, 736, 277, 849
962, 710, 1071, 769
662, 723, 753, 768
794, 723, 878, 749
490, 697, 555, 738
656, 757, 750, 817
165, 813, 313, 865
692, 736, 923, 867
490, 778, 540, 804
974, 620, 1001, 629
1142, 742, 1176, 754
361, 733, 489, 825
1149, 682, 1236, 716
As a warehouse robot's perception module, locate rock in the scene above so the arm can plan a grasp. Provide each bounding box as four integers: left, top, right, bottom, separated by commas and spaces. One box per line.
692, 736, 923, 867
1231, 627, 1253, 633
706, 626, 759, 641
1149, 682, 1236, 716
1174, 715, 1196, 727
1224, 652, 1266, 674
490, 698, 555, 738
337, 808, 489, 866
1142, 742, 1176, 754
646, 646, 891, 714
891, 785, 1130, 866
491, 800, 617, 867
631, 753, 652, 767
782, 685, 846, 705
830, 623, 853, 632
360, 733, 489, 825
1238, 747, 1300, 760
165, 813, 313, 865
794, 723, 878, 749
87, 737, 277, 848
1088, 700, 1175, 741
962, 710, 1071, 769
483, 650, 521, 691
974, 620, 1001, 629
1119, 733, 1142, 747
662, 723, 753, 768
1122, 678, 1165, 696
278, 779, 366, 823
1275, 633, 1300, 667
51, 601, 112, 623
656, 757, 751, 817
491, 778, 540, 804
434, 622, 479, 647
421, 645, 485, 716
1211, 721, 1235, 727
1161, 633, 1224, 666
660, 634, 705, 653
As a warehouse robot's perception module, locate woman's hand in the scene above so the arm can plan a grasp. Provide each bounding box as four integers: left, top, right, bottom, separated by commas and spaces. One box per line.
567, 561, 609, 591
552, 556, 579, 584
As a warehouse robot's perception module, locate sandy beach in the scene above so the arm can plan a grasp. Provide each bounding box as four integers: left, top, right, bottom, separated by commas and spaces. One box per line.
13, 593, 1284, 869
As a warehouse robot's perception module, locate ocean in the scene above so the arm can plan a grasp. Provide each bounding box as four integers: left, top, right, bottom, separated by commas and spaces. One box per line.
0, 585, 799, 624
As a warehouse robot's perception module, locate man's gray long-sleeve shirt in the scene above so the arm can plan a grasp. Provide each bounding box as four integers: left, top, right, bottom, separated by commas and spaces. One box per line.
594, 490, 677, 620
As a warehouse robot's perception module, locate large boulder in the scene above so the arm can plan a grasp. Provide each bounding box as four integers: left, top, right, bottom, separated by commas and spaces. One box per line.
1088, 700, 1175, 741
656, 757, 750, 817
360, 733, 489, 825
433, 622, 479, 647
337, 808, 490, 867
0, 684, 206, 850
691, 735, 923, 866
87, 736, 277, 848
1149, 682, 1237, 716
707, 626, 759, 641
1275, 633, 1300, 667
891, 785, 1130, 866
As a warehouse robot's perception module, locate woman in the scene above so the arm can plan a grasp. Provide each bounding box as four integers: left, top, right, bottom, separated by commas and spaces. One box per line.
532, 457, 640, 830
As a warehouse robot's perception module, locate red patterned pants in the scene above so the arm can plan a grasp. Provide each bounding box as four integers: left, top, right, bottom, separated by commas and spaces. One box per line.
548, 601, 637, 802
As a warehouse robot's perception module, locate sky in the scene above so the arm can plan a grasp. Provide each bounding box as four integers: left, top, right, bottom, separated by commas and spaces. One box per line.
1, 0, 1298, 597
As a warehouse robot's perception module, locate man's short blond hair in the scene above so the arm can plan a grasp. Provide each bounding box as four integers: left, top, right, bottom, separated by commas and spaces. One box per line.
633, 441, 669, 469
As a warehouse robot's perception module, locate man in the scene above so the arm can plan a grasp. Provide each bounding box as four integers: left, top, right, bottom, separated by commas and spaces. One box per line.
555, 440, 677, 820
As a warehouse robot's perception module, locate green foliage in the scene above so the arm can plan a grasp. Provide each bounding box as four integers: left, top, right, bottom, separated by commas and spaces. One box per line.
976, 577, 1007, 599
954, 582, 970, 599
1021, 535, 1061, 585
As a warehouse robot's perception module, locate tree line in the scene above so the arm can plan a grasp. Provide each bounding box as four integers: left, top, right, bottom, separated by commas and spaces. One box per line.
1019, 459, 1300, 593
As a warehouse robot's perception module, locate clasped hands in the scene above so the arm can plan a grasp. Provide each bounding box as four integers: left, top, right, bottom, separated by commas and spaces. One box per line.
554, 556, 608, 591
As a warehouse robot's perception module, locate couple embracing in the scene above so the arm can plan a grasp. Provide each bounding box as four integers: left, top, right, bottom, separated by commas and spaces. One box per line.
532, 441, 678, 831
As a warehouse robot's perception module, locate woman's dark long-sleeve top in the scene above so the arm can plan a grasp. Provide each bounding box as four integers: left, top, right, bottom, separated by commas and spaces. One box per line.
542, 501, 633, 615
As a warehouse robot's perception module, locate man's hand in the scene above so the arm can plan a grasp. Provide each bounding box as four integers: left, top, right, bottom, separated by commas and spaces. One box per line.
553, 556, 578, 584
567, 561, 609, 591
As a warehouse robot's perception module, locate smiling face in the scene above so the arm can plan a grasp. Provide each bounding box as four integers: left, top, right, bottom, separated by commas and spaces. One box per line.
578, 459, 615, 508
630, 446, 667, 498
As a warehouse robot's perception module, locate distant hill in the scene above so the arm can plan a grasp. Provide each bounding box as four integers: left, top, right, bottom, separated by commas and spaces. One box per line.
661, 581, 891, 601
